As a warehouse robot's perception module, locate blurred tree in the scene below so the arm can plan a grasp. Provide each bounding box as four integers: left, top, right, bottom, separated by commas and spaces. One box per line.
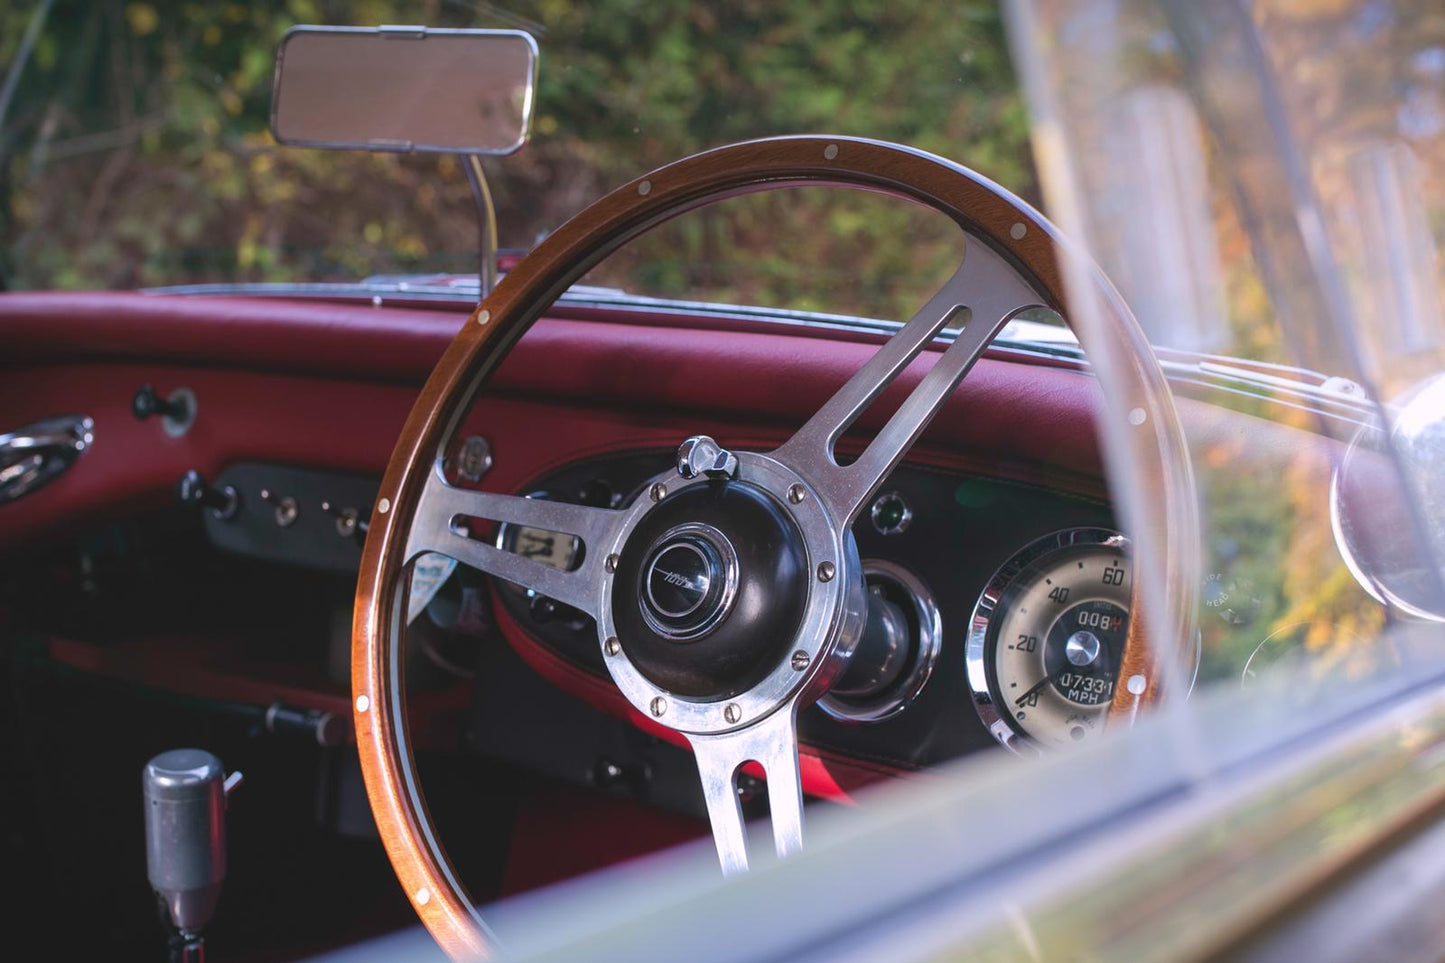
0, 0, 1032, 322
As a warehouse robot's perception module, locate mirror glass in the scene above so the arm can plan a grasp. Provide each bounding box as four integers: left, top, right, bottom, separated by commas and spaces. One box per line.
270, 26, 536, 155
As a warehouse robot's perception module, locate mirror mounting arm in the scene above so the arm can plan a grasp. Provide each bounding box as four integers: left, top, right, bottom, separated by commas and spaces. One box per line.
465, 155, 500, 300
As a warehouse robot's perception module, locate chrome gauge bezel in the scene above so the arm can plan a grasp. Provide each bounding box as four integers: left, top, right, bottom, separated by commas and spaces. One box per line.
966, 527, 1130, 753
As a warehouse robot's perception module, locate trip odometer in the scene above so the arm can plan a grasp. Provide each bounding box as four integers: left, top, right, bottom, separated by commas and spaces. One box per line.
966, 528, 1131, 751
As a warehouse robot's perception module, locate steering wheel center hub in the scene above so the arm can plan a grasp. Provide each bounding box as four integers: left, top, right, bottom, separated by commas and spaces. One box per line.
612, 480, 811, 698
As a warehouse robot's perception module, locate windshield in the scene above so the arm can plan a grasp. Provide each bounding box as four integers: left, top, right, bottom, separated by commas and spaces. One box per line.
0, 1, 1030, 324
1010, 0, 1445, 698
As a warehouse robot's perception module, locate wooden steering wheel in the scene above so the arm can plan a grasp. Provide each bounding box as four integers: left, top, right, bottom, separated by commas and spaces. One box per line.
351, 136, 1198, 958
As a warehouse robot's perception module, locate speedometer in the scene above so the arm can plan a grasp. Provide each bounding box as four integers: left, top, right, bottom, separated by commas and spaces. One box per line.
966, 528, 1131, 751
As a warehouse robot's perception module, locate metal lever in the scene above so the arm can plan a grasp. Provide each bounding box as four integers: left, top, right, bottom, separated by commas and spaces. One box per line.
143, 749, 242, 963
0, 415, 94, 506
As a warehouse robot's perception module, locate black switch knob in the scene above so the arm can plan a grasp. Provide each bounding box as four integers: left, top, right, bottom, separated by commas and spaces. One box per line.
177, 470, 239, 521
133, 384, 187, 421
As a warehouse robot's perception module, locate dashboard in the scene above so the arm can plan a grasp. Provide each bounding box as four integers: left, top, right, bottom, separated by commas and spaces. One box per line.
188, 449, 1118, 777
0, 290, 1372, 817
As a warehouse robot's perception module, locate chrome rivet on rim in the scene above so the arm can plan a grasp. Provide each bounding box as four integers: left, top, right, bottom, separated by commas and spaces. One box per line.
650, 696, 667, 717
377, 497, 390, 514
605, 636, 621, 656
1010, 222, 1027, 240
1128, 407, 1147, 426
638, 179, 652, 196
824, 143, 839, 160
355, 695, 370, 713
605, 553, 620, 573
650, 482, 667, 502
817, 560, 836, 582
787, 483, 806, 504
477, 309, 491, 325
415, 887, 431, 905
791, 650, 810, 671
724, 703, 742, 724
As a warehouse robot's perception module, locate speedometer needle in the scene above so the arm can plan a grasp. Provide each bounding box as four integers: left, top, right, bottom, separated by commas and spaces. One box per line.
1015, 676, 1051, 708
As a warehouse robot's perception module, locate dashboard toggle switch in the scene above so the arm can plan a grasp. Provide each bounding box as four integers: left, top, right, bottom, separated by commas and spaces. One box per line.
320, 499, 363, 539
259, 488, 299, 527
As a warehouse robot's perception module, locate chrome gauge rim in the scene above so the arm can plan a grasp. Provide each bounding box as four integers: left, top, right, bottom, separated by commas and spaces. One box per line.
966, 527, 1130, 753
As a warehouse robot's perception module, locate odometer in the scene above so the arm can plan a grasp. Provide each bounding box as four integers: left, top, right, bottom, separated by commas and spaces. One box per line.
967, 529, 1131, 751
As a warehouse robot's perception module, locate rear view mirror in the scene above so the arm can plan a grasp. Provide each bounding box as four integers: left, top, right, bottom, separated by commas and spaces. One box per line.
270, 26, 536, 155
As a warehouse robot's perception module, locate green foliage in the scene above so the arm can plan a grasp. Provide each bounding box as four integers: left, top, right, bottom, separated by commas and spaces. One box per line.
0, 0, 1033, 319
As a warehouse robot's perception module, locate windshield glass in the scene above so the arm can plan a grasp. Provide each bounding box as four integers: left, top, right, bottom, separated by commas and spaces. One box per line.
1012, 0, 1445, 698
0, 1, 1029, 323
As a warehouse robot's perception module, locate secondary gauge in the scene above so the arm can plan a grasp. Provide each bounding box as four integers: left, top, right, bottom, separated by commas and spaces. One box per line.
967, 528, 1131, 751
494, 492, 582, 572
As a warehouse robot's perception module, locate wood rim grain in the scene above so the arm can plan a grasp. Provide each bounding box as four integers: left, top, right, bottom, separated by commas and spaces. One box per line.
350, 135, 1199, 958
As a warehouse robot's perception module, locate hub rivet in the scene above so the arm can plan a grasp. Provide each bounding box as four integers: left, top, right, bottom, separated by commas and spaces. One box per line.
791, 650, 810, 671
650, 482, 667, 502
724, 703, 742, 724
605, 553, 620, 573
787, 483, 806, 504
605, 636, 621, 656
649, 696, 667, 717
817, 560, 836, 582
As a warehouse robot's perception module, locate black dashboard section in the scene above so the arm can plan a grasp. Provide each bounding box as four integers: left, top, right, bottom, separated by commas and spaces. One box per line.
491, 451, 1117, 769
190, 454, 1116, 770
201, 463, 378, 571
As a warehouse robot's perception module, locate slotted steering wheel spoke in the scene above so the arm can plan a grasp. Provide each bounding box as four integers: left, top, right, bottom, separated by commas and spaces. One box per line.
405, 463, 625, 617
689, 705, 805, 876
772, 239, 1043, 524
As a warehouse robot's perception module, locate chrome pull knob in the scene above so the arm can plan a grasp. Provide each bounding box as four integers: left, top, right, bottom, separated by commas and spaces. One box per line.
677, 435, 739, 480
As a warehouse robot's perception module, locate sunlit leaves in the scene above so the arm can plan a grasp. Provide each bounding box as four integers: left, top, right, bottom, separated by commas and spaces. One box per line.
1, 0, 1031, 297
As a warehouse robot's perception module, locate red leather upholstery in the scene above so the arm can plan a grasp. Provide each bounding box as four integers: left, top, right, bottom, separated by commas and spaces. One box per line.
0, 291, 1111, 546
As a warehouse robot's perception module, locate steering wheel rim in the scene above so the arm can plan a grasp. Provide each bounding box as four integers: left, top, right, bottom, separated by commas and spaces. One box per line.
352, 135, 1199, 959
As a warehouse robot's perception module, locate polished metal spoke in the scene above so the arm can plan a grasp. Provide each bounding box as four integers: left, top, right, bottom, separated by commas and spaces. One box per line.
773, 239, 1043, 523
688, 705, 804, 876
405, 465, 625, 617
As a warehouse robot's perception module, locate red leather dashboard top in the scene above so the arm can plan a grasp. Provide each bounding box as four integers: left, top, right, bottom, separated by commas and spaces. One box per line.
0, 291, 1110, 546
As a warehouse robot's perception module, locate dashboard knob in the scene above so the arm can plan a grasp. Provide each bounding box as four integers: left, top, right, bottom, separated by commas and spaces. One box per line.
176, 470, 239, 521
133, 384, 185, 421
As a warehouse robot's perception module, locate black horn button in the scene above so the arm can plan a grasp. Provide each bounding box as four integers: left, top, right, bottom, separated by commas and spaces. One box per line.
640, 528, 734, 638
612, 481, 809, 699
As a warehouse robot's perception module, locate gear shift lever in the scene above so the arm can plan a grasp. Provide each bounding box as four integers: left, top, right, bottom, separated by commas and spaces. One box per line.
143, 749, 243, 962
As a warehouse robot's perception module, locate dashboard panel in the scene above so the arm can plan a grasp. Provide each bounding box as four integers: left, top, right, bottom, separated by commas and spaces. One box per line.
170, 451, 1117, 772
481, 449, 1117, 769
0, 293, 1373, 799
